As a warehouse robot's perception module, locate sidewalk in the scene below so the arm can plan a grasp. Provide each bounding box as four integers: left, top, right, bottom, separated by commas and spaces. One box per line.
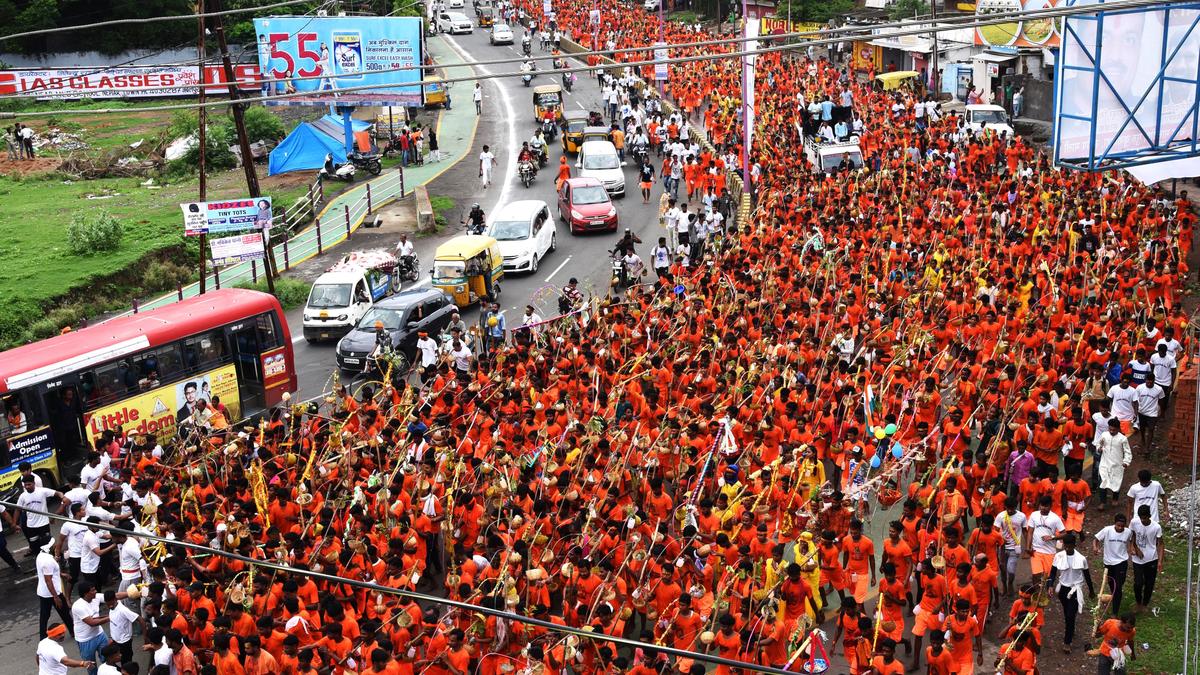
133, 35, 480, 314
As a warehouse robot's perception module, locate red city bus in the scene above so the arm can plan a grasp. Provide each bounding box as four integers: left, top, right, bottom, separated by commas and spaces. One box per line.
0, 289, 298, 489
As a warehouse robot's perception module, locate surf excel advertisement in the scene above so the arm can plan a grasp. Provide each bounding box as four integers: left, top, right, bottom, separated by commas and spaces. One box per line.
252, 16, 424, 106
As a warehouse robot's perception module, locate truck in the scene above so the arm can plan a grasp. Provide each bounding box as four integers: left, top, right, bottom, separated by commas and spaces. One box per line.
301, 249, 401, 343
804, 136, 864, 174
964, 104, 1014, 137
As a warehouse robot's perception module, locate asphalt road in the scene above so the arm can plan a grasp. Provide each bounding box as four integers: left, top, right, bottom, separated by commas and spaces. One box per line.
287, 24, 666, 400
0, 22, 669, 672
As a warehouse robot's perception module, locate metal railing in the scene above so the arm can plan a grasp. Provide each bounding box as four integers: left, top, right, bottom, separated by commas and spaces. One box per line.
130, 168, 406, 314
280, 176, 325, 234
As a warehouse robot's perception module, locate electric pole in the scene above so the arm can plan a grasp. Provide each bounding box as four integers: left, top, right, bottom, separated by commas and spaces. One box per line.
209, 0, 277, 294
197, 0, 208, 295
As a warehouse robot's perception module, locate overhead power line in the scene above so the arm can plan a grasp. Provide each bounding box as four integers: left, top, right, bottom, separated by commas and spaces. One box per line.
0, 0, 1129, 100
0, 0, 316, 43
0, 0, 1172, 118
1, 500, 802, 675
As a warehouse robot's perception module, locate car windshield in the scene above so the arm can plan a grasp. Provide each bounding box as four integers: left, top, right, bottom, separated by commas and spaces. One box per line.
356, 307, 405, 331
489, 220, 531, 241
583, 152, 620, 170
971, 109, 1007, 125
494, 23, 509, 31
434, 261, 466, 282
308, 283, 351, 309
573, 186, 609, 205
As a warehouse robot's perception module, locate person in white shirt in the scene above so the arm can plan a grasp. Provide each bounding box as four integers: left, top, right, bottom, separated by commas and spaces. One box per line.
37, 623, 92, 675
17, 477, 66, 552
1134, 380, 1165, 447
1127, 469, 1167, 523
1094, 513, 1134, 615
444, 337, 473, 377
72, 582, 111, 671
62, 481, 91, 510
650, 236, 671, 279
1096, 418, 1132, 508
58, 502, 89, 597
95, 642, 123, 675
996, 496, 1027, 597
478, 144, 497, 188
1107, 375, 1139, 429
78, 452, 110, 493
103, 592, 141, 664
1150, 342, 1177, 399
1048, 532, 1095, 654
1155, 326, 1183, 363
1025, 495, 1066, 585
80, 518, 116, 588
519, 305, 543, 337
114, 525, 146, 594
37, 540, 73, 640
415, 331, 439, 382
1130, 504, 1162, 611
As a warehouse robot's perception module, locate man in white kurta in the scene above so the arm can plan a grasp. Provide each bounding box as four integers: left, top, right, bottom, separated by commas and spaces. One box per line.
1096, 418, 1132, 506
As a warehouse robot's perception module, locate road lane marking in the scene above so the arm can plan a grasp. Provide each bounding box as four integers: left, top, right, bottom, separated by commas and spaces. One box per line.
544, 255, 572, 282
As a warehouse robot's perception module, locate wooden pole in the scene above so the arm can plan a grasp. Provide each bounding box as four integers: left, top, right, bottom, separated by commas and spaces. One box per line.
209, 0, 277, 295
197, 0, 208, 295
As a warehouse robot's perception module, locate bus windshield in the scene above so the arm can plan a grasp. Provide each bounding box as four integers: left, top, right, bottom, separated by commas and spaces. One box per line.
308, 283, 352, 309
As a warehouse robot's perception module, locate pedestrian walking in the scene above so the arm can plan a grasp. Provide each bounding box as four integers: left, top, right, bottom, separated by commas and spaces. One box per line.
36, 540, 73, 641
479, 144, 496, 188
428, 128, 441, 162
1130, 504, 1161, 611
5, 126, 17, 160
21, 123, 34, 159
1049, 532, 1095, 654
1094, 513, 1135, 615
473, 82, 483, 114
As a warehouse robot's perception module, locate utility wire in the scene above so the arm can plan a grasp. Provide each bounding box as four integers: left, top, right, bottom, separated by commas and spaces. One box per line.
0, 0, 1123, 100
0, 0, 316, 43
0, 0, 1175, 117
0, 500, 803, 675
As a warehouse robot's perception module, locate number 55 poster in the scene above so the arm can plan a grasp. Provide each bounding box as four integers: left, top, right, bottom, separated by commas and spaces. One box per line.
252, 17, 424, 106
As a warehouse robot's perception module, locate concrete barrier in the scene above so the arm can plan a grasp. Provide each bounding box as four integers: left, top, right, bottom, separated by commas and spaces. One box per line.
415, 185, 436, 232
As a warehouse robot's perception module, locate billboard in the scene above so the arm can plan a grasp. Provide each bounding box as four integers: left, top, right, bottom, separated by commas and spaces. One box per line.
1054, 0, 1200, 169
252, 16, 424, 106
182, 198, 273, 236
975, 0, 1062, 47
758, 18, 823, 37
84, 364, 240, 444
210, 232, 266, 266
0, 65, 258, 100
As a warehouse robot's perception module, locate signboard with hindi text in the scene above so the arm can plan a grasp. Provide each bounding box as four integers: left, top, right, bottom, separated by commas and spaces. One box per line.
210, 232, 266, 267
83, 364, 241, 445
181, 198, 273, 236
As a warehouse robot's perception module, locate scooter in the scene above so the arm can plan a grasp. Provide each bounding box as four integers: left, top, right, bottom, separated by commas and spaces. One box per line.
321, 154, 357, 182
632, 145, 649, 171
522, 39, 532, 56
518, 160, 537, 188
541, 117, 558, 142
523, 71, 534, 87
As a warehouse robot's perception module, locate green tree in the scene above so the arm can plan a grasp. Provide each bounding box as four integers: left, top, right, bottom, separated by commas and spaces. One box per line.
772, 0, 853, 24
242, 107, 286, 143
888, 0, 930, 20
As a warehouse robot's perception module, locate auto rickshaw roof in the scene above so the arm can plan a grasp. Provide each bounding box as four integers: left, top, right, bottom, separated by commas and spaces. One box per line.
563, 110, 589, 121
435, 235, 499, 260
533, 84, 562, 95
875, 71, 919, 89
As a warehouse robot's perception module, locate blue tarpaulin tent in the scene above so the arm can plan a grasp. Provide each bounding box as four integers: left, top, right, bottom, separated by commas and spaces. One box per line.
268, 115, 374, 176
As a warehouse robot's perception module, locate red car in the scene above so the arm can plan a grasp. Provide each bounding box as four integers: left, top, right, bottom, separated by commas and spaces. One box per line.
557, 177, 618, 233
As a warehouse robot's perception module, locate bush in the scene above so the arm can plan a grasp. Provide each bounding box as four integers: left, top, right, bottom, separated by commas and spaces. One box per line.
236, 277, 311, 310
141, 259, 194, 292
243, 107, 286, 144
67, 209, 123, 255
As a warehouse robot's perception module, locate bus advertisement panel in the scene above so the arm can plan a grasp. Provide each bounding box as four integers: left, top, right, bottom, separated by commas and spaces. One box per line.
0, 427, 57, 491
84, 364, 241, 444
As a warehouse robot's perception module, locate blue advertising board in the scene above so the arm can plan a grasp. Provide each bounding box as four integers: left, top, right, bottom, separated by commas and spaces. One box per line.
252, 17, 424, 106
181, 198, 273, 236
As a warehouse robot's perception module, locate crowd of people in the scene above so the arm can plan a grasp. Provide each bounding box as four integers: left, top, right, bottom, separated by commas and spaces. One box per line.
24, 2, 1198, 675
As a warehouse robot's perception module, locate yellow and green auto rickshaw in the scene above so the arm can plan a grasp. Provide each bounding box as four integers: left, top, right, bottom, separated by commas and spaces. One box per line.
875, 71, 919, 92
533, 84, 563, 123
477, 4, 495, 26
561, 110, 589, 154
432, 235, 505, 308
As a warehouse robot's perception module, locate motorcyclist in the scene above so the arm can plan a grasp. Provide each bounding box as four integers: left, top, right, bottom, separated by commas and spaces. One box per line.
529, 131, 547, 164
395, 233, 416, 277
521, 59, 536, 85
522, 32, 532, 55
323, 153, 337, 175
517, 143, 537, 179
462, 203, 486, 233
613, 228, 642, 257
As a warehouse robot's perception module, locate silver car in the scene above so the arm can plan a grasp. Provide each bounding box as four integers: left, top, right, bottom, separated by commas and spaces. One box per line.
490, 22, 514, 45
437, 12, 473, 34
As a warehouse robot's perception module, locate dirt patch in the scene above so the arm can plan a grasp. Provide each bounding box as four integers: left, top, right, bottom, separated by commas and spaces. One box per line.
0, 157, 63, 176
262, 170, 320, 191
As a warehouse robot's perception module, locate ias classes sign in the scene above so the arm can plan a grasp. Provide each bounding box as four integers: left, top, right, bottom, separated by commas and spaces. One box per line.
253, 17, 424, 106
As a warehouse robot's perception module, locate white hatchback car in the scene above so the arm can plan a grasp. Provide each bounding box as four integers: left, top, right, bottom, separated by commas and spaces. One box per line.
490, 22, 514, 44
576, 140, 625, 197
437, 12, 473, 34
486, 200, 558, 274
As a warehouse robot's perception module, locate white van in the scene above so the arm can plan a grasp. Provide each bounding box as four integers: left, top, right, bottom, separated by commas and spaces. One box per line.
965, 104, 1014, 137
301, 251, 400, 342
804, 137, 863, 173
576, 140, 625, 197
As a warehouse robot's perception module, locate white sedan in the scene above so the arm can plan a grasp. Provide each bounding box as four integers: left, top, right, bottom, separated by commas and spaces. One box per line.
486, 200, 558, 274
437, 12, 473, 34
490, 22, 514, 45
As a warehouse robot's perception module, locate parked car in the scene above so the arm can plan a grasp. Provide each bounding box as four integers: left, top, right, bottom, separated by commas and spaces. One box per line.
335, 288, 456, 372
437, 11, 473, 34
576, 140, 625, 197
490, 22, 514, 44
486, 200, 558, 274
558, 177, 618, 233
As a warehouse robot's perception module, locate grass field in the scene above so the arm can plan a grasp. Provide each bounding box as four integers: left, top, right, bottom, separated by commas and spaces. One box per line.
0, 168, 316, 347
1133, 529, 1193, 673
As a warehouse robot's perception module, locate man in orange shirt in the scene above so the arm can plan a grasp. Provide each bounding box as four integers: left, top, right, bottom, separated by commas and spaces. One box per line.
243, 635, 281, 674
839, 519, 876, 603
909, 562, 947, 672
870, 638, 906, 675
925, 630, 957, 675
945, 598, 983, 674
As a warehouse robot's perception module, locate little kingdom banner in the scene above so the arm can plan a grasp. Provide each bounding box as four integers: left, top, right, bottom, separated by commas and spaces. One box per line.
83, 364, 240, 445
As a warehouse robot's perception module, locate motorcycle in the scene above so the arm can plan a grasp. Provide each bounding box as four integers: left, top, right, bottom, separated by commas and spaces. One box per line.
541, 118, 558, 142
518, 160, 537, 188
609, 249, 627, 288
632, 145, 649, 171
398, 253, 420, 282
522, 71, 534, 87
562, 71, 574, 93
530, 143, 548, 168
522, 39, 532, 56
349, 152, 382, 176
